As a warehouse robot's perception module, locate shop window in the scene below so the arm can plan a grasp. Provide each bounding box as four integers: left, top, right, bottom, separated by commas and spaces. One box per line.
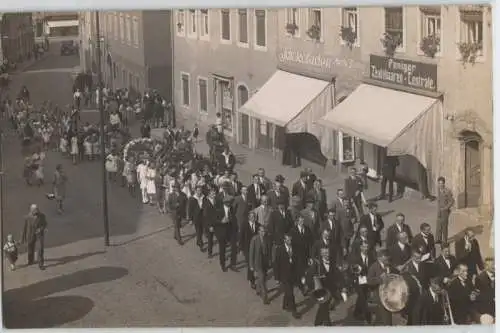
198, 78, 208, 112
286, 8, 300, 37
459, 8, 484, 56
341, 7, 359, 46
342, 133, 355, 162
176, 10, 185, 36
200, 9, 209, 40
188, 9, 197, 37
221, 9, 231, 41
238, 9, 248, 45
420, 7, 441, 55
384, 7, 404, 49
254, 9, 267, 49
181, 73, 190, 106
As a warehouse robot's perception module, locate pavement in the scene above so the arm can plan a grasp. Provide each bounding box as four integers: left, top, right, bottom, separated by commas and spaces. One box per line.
0, 42, 492, 328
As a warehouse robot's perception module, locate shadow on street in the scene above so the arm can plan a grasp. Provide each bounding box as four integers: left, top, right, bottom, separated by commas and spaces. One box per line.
3, 266, 129, 328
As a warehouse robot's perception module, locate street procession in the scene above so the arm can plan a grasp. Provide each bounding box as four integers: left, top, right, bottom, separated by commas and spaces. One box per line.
2, 72, 495, 327
0, 6, 495, 329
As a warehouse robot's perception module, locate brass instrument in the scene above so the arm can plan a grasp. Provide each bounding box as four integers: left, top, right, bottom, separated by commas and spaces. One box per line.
441, 289, 456, 325
397, 257, 414, 272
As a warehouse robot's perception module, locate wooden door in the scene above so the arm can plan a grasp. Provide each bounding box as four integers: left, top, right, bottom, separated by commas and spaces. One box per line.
241, 114, 249, 146
465, 139, 481, 207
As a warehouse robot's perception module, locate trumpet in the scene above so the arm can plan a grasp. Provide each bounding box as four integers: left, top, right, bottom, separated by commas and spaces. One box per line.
441, 289, 456, 325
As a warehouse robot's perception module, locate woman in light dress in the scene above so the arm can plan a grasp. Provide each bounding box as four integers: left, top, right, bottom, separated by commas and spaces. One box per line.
70, 135, 79, 164
136, 159, 149, 204
32, 149, 46, 186
145, 161, 157, 205
41, 126, 52, 151
59, 134, 68, 155
105, 151, 119, 182
91, 133, 100, 159
84, 136, 93, 161
122, 157, 136, 196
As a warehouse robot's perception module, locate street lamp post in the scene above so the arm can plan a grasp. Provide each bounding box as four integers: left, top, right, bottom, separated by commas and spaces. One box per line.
95, 12, 110, 246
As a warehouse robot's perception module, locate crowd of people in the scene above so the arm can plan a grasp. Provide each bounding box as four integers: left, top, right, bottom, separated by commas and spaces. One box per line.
2, 80, 495, 327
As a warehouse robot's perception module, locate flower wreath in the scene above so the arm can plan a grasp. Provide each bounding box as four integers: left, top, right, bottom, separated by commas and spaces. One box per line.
123, 137, 156, 162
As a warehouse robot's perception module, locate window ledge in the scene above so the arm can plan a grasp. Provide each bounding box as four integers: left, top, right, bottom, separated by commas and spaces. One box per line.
237, 41, 249, 48
455, 52, 486, 64
254, 44, 268, 52
187, 33, 198, 40
340, 39, 360, 48
416, 48, 443, 58
220, 39, 232, 45
200, 35, 210, 42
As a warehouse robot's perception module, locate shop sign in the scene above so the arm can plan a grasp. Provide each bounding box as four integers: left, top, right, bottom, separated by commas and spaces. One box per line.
278, 48, 354, 70
369, 54, 438, 92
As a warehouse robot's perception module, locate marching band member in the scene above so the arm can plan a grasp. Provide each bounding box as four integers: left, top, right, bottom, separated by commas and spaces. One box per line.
388, 231, 412, 269
447, 263, 478, 324
187, 185, 205, 251
349, 242, 375, 323
455, 228, 484, 280
411, 276, 446, 325
434, 243, 457, 283
290, 214, 313, 295
411, 222, 436, 260
167, 183, 187, 246
475, 257, 495, 318
367, 249, 397, 326
385, 213, 413, 249
358, 202, 385, 248
216, 196, 236, 272
249, 224, 272, 305
248, 174, 266, 210
202, 186, 220, 258
239, 211, 259, 290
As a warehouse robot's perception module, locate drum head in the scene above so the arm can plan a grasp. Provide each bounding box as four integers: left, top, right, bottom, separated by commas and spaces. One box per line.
379, 274, 409, 313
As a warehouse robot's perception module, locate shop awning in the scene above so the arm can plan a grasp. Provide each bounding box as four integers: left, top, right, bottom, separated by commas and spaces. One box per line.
317, 84, 438, 147
47, 20, 79, 28
239, 70, 331, 127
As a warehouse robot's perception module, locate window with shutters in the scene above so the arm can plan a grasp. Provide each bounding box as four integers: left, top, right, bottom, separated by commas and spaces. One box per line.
254, 9, 267, 49
459, 8, 484, 55
181, 73, 190, 106
221, 9, 231, 42
176, 10, 185, 36
188, 9, 197, 38
198, 78, 208, 113
200, 9, 209, 40
384, 7, 404, 49
237, 9, 248, 45
341, 7, 359, 46
286, 8, 300, 37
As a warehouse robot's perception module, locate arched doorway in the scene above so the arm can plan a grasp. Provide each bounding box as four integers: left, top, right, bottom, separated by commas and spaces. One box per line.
238, 85, 250, 146
461, 130, 482, 208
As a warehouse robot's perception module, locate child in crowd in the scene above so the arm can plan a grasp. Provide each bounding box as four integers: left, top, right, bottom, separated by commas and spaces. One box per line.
3, 234, 19, 271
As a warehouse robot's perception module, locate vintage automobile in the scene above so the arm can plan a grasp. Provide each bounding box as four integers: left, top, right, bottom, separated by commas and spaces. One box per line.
60, 40, 78, 56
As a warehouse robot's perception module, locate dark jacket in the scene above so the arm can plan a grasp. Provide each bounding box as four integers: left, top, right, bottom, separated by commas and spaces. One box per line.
168, 191, 188, 220
309, 188, 327, 220
385, 223, 413, 249
388, 243, 412, 267
21, 212, 47, 243
411, 289, 445, 325
232, 194, 250, 229
249, 234, 272, 273
358, 213, 384, 247
291, 180, 309, 208
433, 255, 457, 278
202, 196, 221, 229
411, 233, 436, 259
455, 237, 484, 275
289, 224, 313, 277
268, 208, 292, 245
239, 221, 260, 256
274, 243, 299, 284
267, 188, 289, 209
474, 271, 495, 316
344, 175, 363, 199
447, 277, 475, 324
247, 183, 266, 210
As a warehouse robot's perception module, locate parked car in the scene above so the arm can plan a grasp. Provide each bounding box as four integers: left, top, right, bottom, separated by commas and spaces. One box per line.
60, 41, 78, 56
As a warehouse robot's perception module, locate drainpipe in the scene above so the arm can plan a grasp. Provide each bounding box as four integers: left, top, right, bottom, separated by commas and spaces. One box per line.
170, 10, 176, 128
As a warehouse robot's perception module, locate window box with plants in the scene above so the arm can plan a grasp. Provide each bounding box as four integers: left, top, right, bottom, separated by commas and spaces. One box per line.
457, 41, 482, 64
420, 34, 440, 58
340, 26, 357, 49
380, 32, 402, 57
285, 23, 298, 35
306, 25, 321, 41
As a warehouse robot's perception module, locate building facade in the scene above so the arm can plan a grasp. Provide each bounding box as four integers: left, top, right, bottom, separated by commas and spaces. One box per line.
0, 13, 34, 64
94, 11, 174, 100
173, 9, 278, 138
174, 5, 492, 224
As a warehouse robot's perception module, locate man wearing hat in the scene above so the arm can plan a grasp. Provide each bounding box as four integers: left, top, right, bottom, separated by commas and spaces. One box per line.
215, 195, 236, 272
168, 182, 188, 245
300, 196, 321, 239
267, 175, 289, 209
292, 171, 311, 209
367, 249, 398, 325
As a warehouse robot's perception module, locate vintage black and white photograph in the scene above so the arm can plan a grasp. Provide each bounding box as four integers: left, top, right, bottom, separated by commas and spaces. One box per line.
0, 5, 495, 328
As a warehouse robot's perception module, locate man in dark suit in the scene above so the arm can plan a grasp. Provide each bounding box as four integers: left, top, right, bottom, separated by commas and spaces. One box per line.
349, 242, 375, 323
388, 231, 412, 269
474, 257, 494, 317
385, 212, 413, 249
300, 197, 321, 239
291, 171, 310, 209
367, 249, 398, 325
21, 204, 47, 269
344, 167, 364, 214
358, 202, 384, 248
321, 209, 343, 262
257, 168, 273, 192
410, 276, 446, 325
187, 185, 205, 251
311, 229, 339, 271
378, 154, 399, 203
336, 199, 356, 257
267, 178, 287, 209
269, 200, 292, 251
233, 185, 249, 232
411, 222, 436, 260
274, 233, 301, 319
239, 211, 260, 289
216, 196, 236, 272
351, 225, 376, 259
404, 250, 431, 289
275, 174, 290, 208
249, 225, 273, 304
219, 146, 236, 172
168, 183, 188, 246
331, 188, 345, 214
247, 174, 266, 210
310, 178, 327, 220
447, 263, 476, 324
290, 215, 313, 294
202, 186, 221, 257
455, 228, 484, 278
434, 243, 457, 284
227, 172, 242, 196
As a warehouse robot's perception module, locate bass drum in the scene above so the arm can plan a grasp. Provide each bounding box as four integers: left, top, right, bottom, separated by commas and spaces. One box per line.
379, 273, 423, 313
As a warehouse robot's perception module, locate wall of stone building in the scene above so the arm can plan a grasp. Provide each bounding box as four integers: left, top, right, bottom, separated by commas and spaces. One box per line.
173, 9, 278, 127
